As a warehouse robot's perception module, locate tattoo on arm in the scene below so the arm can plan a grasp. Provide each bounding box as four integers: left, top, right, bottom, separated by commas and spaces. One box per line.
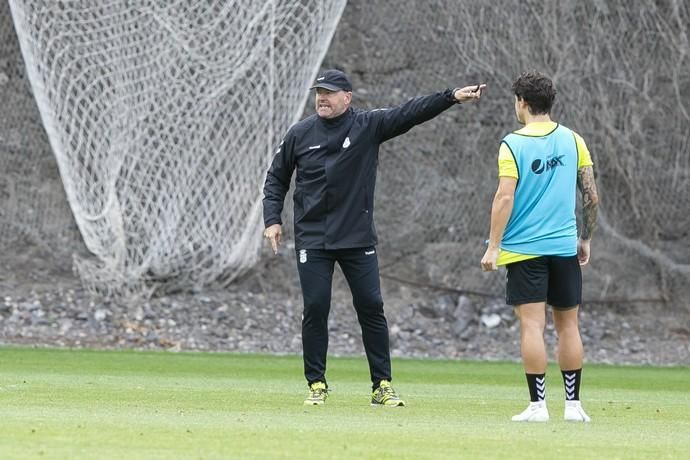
577, 166, 599, 240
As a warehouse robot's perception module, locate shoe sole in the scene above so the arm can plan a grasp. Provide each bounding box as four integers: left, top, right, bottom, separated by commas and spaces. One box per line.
564, 415, 590, 422
511, 411, 549, 422
511, 417, 549, 422
370, 402, 406, 407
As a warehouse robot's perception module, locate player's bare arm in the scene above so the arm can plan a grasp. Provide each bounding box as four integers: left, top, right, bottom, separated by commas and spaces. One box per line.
576, 165, 599, 265
577, 165, 599, 241
481, 177, 517, 271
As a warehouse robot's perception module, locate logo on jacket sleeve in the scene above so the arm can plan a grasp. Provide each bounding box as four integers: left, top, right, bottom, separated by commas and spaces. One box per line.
342, 137, 351, 149
299, 249, 307, 263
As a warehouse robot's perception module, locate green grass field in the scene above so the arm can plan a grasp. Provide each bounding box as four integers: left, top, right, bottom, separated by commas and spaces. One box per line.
0, 347, 688, 459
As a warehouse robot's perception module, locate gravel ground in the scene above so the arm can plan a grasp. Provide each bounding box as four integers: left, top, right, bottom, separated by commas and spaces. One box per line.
1, 274, 688, 367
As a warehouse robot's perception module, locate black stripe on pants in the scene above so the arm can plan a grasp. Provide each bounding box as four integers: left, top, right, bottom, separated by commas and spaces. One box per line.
296, 247, 391, 386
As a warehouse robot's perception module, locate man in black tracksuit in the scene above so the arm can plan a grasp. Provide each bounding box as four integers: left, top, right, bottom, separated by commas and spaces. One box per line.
262, 69, 486, 406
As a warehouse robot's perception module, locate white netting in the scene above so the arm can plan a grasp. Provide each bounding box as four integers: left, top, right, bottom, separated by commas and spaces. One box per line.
3, 0, 688, 306
8, 0, 347, 296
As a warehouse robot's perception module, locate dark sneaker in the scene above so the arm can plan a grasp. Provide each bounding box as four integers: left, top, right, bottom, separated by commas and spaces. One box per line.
371, 380, 405, 407
304, 381, 328, 405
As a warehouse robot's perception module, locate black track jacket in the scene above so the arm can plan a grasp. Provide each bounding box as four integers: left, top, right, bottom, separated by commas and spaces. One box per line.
263, 89, 458, 250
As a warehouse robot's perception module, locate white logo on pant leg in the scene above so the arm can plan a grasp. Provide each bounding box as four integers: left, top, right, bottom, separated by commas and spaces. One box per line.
299, 249, 307, 263
365, 250, 375, 255
342, 137, 350, 148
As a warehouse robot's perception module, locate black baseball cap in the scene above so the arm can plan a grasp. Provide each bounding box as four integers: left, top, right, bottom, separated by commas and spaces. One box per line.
309, 69, 352, 92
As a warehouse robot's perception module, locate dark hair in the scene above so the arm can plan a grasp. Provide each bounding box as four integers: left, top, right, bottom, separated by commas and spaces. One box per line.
511, 71, 556, 115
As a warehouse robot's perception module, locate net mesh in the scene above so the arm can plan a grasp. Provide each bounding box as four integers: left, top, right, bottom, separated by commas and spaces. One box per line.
7, 0, 347, 296
2, 0, 689, 305
1, 0, 82, 285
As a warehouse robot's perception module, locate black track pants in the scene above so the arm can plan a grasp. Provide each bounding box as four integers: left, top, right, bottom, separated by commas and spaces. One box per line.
295, 247, 391, 386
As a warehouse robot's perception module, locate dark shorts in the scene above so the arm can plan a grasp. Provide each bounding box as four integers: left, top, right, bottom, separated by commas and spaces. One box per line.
505, 255, 582, 309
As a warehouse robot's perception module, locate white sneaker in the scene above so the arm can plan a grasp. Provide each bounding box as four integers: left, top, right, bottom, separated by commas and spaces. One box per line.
564, 400, 591, 422
511, 401, 549, 422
